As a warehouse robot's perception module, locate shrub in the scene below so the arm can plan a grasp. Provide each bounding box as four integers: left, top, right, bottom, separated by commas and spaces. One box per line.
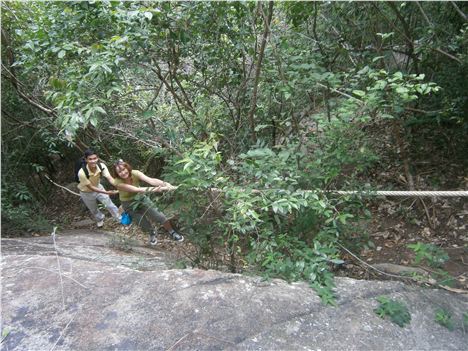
374, 296, 411, 327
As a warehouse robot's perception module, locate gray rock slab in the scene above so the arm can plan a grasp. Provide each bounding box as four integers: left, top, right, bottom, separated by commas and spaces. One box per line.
1, 231, 467, 351
1, 230, 175, 271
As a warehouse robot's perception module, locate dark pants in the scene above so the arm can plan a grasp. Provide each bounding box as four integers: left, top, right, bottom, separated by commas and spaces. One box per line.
121, 196, 167, 236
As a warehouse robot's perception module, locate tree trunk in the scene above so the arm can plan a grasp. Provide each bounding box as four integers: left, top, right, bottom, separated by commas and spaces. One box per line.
247, 1, 274, 144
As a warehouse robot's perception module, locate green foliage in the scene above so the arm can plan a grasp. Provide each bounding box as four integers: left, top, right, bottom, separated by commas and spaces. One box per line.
306, 121, 379, 187
434, 308, 454, 331
374, 296, 411, 328
351, 67, 440, 117
1, 202, 52, 234
248, 232, 339, 305
430, 270, 456, 287
407, 242, 449, 268
165, 140, 362, 303
2, 327, 10, 340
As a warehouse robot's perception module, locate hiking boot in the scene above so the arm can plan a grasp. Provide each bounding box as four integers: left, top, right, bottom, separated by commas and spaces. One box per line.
97, 220, 104, 228
170, 231, 184, 242
149, 233, 158, 246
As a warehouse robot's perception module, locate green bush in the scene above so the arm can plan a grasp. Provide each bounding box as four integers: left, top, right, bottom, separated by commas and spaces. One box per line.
164, 137, 366, 304
1, 202, 52, 234
374, 296, 411, 327
434, 308, 454, 331
407, 242, 449, 268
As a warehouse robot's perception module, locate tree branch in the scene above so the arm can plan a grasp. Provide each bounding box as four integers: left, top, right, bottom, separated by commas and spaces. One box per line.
386, 1, 419, 73
450, 1, 468, 22
2, 66, 57, 116
432, 47, 463, 64
247, 1, 274, 143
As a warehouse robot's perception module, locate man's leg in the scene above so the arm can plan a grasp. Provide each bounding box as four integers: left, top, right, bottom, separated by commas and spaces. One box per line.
96, 192, 121, 221
80, 192, 104, 222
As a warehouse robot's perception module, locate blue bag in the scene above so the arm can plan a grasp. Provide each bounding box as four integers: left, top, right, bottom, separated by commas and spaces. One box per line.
121, 212, 132, 225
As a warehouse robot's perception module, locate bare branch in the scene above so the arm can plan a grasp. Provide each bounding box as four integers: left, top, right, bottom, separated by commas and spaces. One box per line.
450, 1, 468, 21
415, 1, 433, 27
2, 64, 57, 116
247, 1, 274, 143
433, 47, 463, 64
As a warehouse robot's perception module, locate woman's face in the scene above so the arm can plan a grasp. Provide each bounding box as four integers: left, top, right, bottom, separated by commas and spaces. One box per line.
115, 164, 130, 179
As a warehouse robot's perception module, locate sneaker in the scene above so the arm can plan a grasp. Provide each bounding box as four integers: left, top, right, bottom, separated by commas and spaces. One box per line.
97, 220, 104, 228
170, 231, 184, 242
149, 233, 158, 246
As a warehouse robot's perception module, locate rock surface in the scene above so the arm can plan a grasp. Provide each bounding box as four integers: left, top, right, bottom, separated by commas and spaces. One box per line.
2, 230, 467, 350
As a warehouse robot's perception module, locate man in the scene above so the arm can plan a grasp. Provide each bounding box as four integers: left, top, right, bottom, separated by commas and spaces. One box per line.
77, 149, 120, 227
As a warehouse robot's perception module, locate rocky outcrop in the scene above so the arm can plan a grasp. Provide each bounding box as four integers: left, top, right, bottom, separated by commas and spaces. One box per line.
2, 230, 467, 350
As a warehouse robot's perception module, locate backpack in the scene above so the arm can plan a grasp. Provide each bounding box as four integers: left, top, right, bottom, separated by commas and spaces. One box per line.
121, 212, 132, 225
74, 157, 104, 183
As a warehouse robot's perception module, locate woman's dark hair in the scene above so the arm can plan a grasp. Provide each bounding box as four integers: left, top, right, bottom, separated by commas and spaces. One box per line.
84, 149, 97, 158
113, 160, 133, 179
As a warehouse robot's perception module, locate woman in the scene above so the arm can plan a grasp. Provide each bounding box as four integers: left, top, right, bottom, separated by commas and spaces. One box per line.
113, 160, 183, 245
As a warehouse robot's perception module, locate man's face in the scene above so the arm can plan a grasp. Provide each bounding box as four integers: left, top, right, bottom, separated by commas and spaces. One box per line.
86, 154, 99, 166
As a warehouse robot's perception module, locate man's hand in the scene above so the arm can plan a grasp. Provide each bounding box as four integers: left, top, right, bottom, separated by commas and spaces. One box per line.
107, 190, 119, 195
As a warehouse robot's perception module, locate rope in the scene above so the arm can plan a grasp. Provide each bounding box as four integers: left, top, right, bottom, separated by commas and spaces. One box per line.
44, 175, 80, 196
43, 175, 468, 198
326, 190, 468, 197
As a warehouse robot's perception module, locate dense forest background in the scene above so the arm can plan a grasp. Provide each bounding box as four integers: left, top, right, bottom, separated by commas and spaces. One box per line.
2, 1, 467, 301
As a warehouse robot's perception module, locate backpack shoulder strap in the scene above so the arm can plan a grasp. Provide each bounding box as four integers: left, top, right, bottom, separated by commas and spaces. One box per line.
82, 164, 90, 179
97, 162, 104, 172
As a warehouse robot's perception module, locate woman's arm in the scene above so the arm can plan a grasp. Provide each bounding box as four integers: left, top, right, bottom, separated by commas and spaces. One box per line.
115, 182, 167, 194
138, 172, 177, 190
115, 183, 147, 193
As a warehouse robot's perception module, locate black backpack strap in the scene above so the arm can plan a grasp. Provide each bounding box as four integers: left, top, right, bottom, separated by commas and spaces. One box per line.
82, 164, 90, 179
82, 162, 104, 179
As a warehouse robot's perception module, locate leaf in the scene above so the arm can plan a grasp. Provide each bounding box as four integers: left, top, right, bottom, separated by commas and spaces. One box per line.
254, 124, 270, 132
94, 106, 106, 115
58, 50, 66, 58
2, 327, 10, 339
352, 90, 366, 97
393, 72, 403, 80
89, 117, 98, 127
395, 86, 408, 94
144, 11, 153, 21
102, 64, 112, 73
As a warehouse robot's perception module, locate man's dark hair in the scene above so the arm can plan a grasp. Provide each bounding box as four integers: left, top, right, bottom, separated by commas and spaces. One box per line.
84, 149, 97, 158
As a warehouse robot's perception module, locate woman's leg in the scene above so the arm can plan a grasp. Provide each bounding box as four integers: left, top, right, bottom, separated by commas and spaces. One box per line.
123, 197, 183, 242
121, 201, 154, 235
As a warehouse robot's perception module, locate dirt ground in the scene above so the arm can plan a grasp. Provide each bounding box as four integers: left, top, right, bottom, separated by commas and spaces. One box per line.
335, 197, 467, 291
